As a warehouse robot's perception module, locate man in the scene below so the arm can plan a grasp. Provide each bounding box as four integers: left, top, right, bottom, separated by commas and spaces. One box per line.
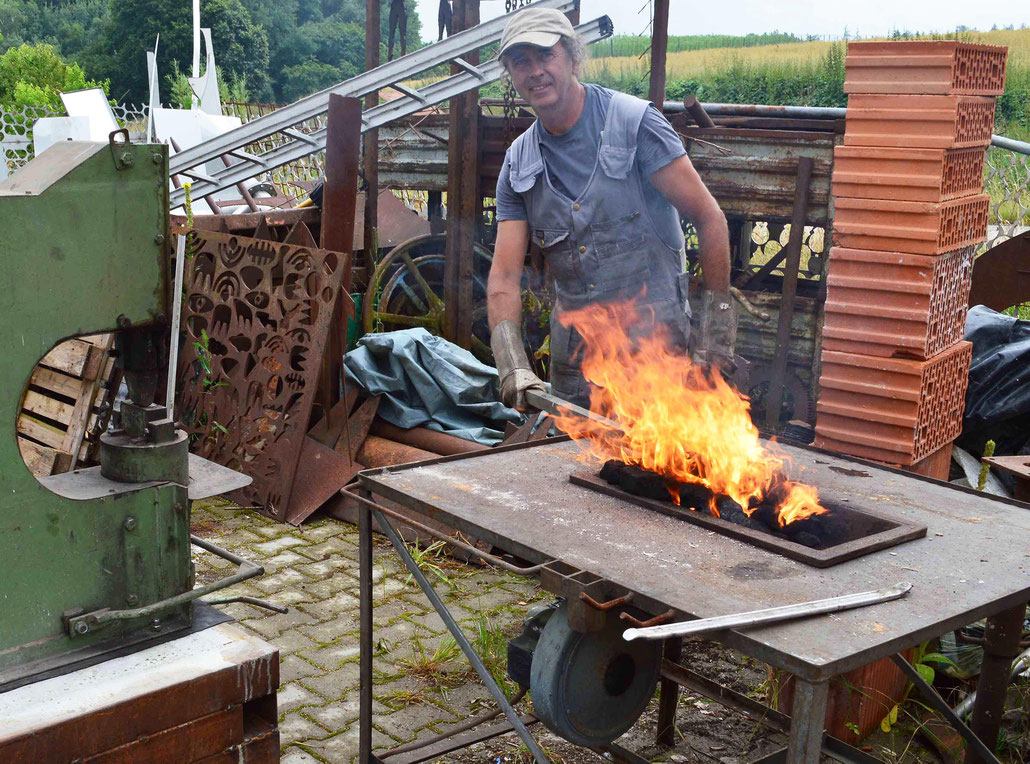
487, 8, 736, 410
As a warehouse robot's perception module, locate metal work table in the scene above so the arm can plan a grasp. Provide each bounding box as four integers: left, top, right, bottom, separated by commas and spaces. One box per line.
356, 438, 1030, 762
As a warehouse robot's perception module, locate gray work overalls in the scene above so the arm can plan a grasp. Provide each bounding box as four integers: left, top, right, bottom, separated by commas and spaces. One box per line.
507, 91, 690, 408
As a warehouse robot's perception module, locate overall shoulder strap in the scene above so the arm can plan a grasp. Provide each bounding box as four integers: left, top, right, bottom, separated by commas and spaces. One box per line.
598, 91, 649, 180
506, 121, 544, 193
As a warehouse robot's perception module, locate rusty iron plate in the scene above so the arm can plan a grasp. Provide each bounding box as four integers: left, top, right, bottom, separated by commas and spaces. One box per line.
176, 230, 346, 520
568, 471, 926, 568
358, 438, 1030, 681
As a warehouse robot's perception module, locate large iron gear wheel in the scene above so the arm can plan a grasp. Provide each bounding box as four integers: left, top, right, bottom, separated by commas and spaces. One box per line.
530, 602, 661, 747
746, 362, 815, 426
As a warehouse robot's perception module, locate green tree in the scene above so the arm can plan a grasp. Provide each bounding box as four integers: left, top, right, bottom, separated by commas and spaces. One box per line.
0, 42, 107, 107
85, 0, 270, 102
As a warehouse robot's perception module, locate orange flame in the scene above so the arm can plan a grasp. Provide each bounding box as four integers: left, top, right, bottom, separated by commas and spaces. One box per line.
552, 300, 828, 526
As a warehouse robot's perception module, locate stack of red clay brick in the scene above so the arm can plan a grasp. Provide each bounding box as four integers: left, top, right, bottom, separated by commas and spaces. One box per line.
814, 40, 1008, 478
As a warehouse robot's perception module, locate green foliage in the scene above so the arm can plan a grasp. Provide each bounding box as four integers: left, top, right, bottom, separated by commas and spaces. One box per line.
0, 42, 107, 107
595, 31, 806, 59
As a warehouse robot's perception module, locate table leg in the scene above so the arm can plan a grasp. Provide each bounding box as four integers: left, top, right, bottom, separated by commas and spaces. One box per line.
964, 602, 1026, 764
786, 678, 828, 764
359, 488, 374, 764
656, 637, 682, 746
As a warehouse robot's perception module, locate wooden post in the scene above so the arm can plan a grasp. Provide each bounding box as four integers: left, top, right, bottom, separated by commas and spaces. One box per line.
363, 0, 380, 264
443, 0, 480, 348
648, 0, 670, 106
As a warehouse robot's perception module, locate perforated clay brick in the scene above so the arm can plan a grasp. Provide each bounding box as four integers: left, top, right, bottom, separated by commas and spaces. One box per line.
823, 246, 975, 359
832, 145, 986, 203
833, 195, 989, 254
844, 40, 1008, 95
843, 95, 996, 149
814, 341, 972, 465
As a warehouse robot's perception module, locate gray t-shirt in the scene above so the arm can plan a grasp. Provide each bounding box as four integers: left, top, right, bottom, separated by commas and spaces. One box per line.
496, 84, 687, 249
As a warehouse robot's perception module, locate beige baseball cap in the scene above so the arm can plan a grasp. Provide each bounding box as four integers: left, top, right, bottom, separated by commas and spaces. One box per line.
498, 8, 576, 57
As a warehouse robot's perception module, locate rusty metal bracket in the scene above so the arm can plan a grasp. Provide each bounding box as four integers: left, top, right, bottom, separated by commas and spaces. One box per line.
619, 610, 676, 629
579, 592, 634, 612
108, 129, 134, 171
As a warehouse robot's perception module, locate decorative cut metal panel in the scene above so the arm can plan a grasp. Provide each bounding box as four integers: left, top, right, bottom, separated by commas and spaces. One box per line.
983, 147, 1030, 250
176, 230, 345, 520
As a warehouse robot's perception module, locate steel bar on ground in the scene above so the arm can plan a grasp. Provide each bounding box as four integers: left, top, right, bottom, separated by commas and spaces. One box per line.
371, 508, 550, 763
765, 155, 813, 430
656, 637, 682, 745
786, 678, 828, 764
169, 0, 577, 177
890, 654, 1000, 764
624, 584, 911, 641
647, 0, 670, 107
384, 714, 541, 764
965, 603, 1027, 764
359, 487, 375, 763
168, 15, 613, 206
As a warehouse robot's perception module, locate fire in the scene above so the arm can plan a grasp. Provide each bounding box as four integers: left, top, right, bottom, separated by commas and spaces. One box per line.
552, 300, 828, 526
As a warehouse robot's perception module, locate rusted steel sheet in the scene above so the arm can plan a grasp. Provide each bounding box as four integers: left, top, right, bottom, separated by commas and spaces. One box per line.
0, 623, 278, 762
176, 230, 346, 521
832, 194, 989, 255
377, 117, 450, 191
843, 94, 995, 149
369, 420, 490, 455
284, 436, 363, 525
822, 246, 974, 360
844, 41, 1008, 96
814, 341, 972, 465
176, 208, 320, 235
681, 128, 837, 224
968, 230, 1030, 311
832, 145, 987, 203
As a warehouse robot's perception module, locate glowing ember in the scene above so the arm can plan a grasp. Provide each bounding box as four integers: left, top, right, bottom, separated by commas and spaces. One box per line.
552, 300, 828, 527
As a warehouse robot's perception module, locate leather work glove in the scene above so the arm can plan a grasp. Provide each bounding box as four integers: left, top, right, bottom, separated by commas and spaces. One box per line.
692, 289, 738, 372
491, 320, 548, 409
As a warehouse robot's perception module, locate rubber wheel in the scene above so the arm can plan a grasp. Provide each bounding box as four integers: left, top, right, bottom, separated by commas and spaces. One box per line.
530, 602, 662, 747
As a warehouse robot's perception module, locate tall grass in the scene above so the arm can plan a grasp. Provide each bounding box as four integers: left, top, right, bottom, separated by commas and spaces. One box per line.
597, 32, 805, 59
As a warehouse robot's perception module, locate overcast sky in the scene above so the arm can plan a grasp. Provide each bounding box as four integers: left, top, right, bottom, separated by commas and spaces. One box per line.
412, 0, 1027, 42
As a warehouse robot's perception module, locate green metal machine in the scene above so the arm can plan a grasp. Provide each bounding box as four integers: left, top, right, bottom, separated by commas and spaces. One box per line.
0, 134, 256, 689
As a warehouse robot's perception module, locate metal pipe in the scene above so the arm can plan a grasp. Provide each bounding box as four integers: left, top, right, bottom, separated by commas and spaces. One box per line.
358, 488, 374, 764
663, 101, 1030, 155
356, 435, 437, 467
966, 604, 1027, 763
166, 232, 187, 418
372, 507, 550, 763
369, 420, 489, 455
682, 94, 715, 128
623, 581, 911, 641
953, 644, 1030, 721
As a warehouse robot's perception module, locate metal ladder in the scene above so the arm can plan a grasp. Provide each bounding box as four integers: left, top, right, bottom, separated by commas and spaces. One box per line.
169, 1, 613, 207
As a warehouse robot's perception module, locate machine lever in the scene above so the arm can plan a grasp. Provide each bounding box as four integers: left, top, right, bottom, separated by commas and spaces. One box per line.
623, 582, 912, 641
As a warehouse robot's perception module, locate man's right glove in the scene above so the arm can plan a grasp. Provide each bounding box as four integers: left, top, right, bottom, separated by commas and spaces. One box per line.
691, 289, 738, 371
490, 319, 548, 409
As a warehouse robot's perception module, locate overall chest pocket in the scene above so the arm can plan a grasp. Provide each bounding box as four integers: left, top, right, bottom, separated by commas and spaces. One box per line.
536, 229, 590, 298
589, 211, 650, 294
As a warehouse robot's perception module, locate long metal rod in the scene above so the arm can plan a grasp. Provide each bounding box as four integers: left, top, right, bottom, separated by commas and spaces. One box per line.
663, 100, 1030, 155
890, 654, 1001, 764
165, 231, 187, 418
371, 507, 550, 763
170, 15, 612, 205
623, 581, 912, 641
359, 488, 375, 763
525, 388, 623, 432
953, 644, 1030, 720
169, 0, 576, 176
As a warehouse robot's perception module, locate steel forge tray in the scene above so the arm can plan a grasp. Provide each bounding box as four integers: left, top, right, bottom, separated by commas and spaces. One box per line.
358, 436, 1030, 681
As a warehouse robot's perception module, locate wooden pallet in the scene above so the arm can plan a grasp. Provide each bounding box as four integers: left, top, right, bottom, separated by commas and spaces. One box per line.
17, 334, 120, 477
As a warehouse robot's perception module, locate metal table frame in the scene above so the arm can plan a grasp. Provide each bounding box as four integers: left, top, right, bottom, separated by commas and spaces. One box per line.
352, 438, 1030, 763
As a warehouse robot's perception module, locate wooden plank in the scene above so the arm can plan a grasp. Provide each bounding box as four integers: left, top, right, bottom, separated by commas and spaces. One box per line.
22, 390, 75, 424
18, 438, 59, 477
85, 706, 243, 764
40, 339, 93, 377
61, 334, 115, 467
29, 366, 84, 400
17, 413, 67, 450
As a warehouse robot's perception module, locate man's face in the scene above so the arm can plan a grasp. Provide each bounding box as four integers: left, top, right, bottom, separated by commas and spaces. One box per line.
504, 42, 577, 112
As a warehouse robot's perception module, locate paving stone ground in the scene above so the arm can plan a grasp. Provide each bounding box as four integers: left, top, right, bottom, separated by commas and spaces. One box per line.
191, 498, 553, 763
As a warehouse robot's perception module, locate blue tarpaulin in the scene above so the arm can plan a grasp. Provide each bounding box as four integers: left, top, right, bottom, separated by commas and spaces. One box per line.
343, 329, 525, 445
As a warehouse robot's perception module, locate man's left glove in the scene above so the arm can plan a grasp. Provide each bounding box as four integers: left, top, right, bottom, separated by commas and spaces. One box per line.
692, 289, 738, 371
491, 320, 548, 409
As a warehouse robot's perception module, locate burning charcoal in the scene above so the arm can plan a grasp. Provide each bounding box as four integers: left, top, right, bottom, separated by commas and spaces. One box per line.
599, 460, 624, 486
748, 502, 779, 533
618, 464, 672, 501
783, 513, 848, 549
792, 531, 822, 549
715, 495, 748, 526
678, 482, 713, 511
